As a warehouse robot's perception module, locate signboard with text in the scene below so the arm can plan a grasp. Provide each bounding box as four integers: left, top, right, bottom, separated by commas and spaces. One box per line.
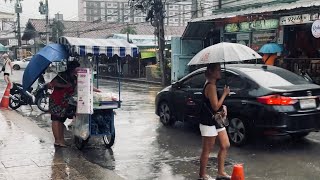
280, 13, 319, 25
225, 19, 279, 33
77, 68, 93, 114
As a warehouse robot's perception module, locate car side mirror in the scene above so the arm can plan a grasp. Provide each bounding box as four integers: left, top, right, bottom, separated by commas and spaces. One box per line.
172, 81, 180, 89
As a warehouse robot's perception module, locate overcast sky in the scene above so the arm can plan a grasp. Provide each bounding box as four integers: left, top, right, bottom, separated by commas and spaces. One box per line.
0, 0, 78, 26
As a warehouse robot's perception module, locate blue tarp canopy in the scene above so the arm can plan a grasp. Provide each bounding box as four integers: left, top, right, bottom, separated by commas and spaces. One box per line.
22, 44, 69, 90
58, 36, 139, 57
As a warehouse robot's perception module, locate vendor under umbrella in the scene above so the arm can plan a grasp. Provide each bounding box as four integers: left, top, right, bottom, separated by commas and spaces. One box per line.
259, 43, 283, 66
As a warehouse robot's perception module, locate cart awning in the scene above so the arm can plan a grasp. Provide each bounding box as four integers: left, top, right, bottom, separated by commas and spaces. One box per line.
58, 36, 139, 57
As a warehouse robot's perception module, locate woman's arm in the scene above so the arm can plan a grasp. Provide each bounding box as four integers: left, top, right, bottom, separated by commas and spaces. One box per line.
9, 60, 13, 74
206, 84, 228, 112
50, 78, 72, 88
93, 87, 101, 92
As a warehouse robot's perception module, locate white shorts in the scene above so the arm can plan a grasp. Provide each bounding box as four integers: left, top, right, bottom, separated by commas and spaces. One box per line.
199, 124, 226, 137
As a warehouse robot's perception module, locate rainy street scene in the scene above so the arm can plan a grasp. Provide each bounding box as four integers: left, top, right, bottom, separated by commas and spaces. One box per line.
2, 0, 320, 180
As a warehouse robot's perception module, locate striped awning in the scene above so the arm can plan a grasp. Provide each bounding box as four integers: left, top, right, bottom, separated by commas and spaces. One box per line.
58, 36, 139, 57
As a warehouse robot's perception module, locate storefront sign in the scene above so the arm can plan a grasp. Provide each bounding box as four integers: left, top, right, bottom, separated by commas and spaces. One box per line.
312, 20, 320, 38
280, 13, 319, 25
236, 33, 250, 41
250, 19, 279, 30
225, 19, 279, 32
251, 31, 277, 51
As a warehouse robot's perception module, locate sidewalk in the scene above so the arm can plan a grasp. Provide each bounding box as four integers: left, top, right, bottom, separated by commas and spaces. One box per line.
0, 109, 124, 180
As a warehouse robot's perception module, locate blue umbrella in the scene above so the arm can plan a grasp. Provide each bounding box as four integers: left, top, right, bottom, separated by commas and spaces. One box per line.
259, 43, 283, 54
23, 44, 69, 90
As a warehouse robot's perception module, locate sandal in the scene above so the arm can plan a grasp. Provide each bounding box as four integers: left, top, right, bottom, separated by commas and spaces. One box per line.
54, 143, 68, 148
198, 175, 215, 180
216, 174, 231, 180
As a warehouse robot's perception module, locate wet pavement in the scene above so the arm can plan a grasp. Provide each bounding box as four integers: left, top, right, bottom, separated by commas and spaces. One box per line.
1, 70, 320, 180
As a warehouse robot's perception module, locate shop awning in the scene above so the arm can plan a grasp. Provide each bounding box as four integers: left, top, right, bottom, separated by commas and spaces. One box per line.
183, 0, 320, 39
182, 22, 214, 39
58, 36, 139, 57
191, 0, 320, 23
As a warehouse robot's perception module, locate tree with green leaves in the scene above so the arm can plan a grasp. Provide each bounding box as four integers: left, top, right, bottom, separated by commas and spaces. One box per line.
120, 25, 137, 35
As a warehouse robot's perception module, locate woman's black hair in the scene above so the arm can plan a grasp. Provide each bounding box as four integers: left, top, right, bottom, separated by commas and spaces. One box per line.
205, 63, 220, 78
66, 61, 80, 72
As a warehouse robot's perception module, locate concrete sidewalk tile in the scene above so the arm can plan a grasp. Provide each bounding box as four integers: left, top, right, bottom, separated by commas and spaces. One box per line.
1, 159, 36, 168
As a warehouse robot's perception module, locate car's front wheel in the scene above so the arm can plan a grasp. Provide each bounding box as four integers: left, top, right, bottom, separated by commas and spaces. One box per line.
158, 102, 175, 126
13, 65, 20, 70
227, 117, 249, 146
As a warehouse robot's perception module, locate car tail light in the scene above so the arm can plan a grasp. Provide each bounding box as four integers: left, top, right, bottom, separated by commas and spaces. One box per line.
257, 95, 297, 105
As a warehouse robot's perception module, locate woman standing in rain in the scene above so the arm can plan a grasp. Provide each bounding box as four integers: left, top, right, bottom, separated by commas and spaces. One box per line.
2, 53, 13, 86
198, 63, 231, 180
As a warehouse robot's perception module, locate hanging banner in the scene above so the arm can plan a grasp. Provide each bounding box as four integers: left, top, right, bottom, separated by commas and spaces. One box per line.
312, 20, 320, 38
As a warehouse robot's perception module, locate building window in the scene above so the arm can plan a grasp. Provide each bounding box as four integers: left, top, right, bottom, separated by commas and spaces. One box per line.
108, 10, 113, 14
107, 3, 112, 7
113, 3, 118, 8
175, 18, 179, 22
174, 5, 179, 10
169, 12, 174, 16
169, 5, 173, 9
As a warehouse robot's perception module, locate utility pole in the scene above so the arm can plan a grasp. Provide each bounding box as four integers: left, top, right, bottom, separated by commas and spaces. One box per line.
15, 0, 22, 59
191, 0, 198, 19
39, 0, 49, 44
155, 0, 166, 86
45, 0, 49, 44
130, 0, 167, 85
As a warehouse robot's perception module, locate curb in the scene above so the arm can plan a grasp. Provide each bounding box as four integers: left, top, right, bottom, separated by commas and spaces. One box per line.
98, 75, 162, 85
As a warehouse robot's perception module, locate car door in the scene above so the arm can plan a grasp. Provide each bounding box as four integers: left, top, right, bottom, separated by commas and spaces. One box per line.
172, 72, 206, 122
216, 70, 247, 114
21, 58, 30, 68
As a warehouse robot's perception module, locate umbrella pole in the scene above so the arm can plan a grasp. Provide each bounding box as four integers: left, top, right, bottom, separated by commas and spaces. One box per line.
224, 62, 227, 86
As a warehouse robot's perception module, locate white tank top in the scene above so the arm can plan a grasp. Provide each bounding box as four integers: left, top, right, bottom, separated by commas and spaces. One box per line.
4, 59, 11, 73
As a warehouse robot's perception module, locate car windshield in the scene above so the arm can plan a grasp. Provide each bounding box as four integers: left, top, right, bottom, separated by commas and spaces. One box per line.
240, 67, 311, 88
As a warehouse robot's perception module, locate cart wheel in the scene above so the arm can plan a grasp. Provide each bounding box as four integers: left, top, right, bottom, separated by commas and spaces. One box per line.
74, 136, 90, 150
103, 132, 115, 148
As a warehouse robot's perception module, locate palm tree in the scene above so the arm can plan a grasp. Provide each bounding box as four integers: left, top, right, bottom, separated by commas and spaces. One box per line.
51, 20, 65, 42
120, 25, 137, 35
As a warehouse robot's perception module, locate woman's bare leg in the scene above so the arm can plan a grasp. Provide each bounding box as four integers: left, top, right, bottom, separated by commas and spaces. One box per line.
52, 121, 60, 144
199, 136, 216, 178
217, 130, 230, 176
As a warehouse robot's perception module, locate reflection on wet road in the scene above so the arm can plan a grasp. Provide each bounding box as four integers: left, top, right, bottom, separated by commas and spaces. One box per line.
3, 70, 320, 180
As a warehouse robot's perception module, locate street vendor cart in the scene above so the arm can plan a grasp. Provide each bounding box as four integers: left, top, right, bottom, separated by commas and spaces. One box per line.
58, 37, 139, 149
21, 37, 139, 150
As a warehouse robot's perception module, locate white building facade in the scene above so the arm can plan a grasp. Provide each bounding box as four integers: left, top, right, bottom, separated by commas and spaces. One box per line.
78, 0, 194, 26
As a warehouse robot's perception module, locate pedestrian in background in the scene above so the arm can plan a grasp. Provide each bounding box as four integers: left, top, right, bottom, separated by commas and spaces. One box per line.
2, 53, 13, 87
198, 63, 231, 180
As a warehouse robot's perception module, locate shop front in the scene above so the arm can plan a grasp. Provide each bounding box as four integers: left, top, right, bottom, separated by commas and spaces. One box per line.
280, 13, 320, 84
223, 19, 279, 51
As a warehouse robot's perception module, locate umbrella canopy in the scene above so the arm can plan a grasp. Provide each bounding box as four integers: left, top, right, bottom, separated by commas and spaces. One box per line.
0, 43, 8, 52
188, 42, 261, 66
23, 44, 69, 90
259, 43, 283, 54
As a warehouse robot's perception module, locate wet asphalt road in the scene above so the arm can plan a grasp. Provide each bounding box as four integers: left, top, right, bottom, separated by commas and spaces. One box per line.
2, 70, 320, 180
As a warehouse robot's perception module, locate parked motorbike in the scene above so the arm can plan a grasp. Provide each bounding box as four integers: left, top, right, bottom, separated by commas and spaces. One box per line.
9, 75, 51, 112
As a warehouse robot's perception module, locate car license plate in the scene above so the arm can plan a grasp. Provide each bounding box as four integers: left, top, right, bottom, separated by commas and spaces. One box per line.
299, 99, 316, 109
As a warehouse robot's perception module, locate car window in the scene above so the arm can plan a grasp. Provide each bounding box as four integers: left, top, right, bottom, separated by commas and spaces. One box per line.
217, 71, 245, 89
181, 73, 205, 89
240, 67, 311, 88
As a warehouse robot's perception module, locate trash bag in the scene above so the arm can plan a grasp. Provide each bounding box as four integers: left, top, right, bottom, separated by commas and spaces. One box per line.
73, 114, 90, 140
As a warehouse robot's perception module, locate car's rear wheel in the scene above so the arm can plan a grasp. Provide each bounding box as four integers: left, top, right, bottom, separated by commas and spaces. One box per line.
290, 132, 310, 140
227, 117, 249, 146
158, 102, 175, 126
13, 65, 20, 70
